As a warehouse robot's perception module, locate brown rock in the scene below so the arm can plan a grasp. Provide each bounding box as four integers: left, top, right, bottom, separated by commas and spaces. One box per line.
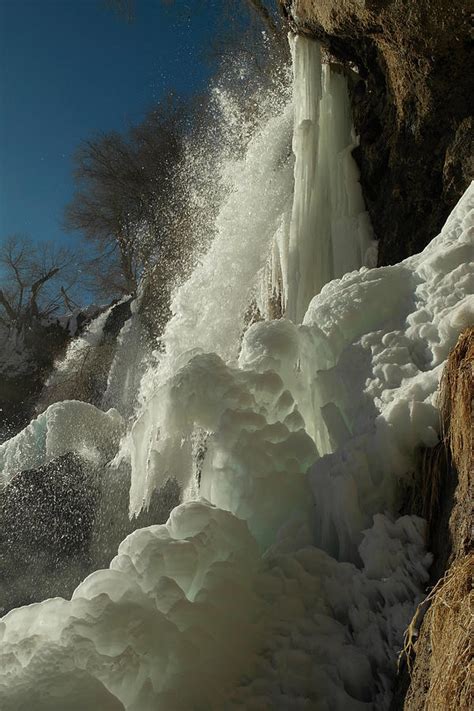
393, 327, 473, 709
281, 0, 473, 264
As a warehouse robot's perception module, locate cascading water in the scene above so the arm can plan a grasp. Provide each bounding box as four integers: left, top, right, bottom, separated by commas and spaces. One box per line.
124, 36, 376, 513
0, 35, 473, 711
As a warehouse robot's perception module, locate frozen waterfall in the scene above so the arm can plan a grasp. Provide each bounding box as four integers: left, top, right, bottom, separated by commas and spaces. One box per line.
285, 35, 375, 322
0, 34, 473, 711
124, 35, 376, 513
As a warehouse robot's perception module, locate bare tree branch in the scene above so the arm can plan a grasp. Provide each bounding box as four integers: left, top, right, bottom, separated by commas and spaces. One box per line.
60, 286, 80, 311
28, 267, 60, 320
64, 95, 188, 298
0, 288, 17, 322
0, 236, 83, 327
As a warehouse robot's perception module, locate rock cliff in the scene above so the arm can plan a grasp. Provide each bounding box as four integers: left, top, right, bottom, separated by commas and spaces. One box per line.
282, 0, 473, 264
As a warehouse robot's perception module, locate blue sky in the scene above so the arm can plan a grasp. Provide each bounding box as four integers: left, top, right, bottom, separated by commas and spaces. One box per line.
0, 0, 215, 248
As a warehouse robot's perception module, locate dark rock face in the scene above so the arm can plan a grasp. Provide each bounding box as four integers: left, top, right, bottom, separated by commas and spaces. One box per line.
102, 297, 133, 340
0, 322, 71, 442
0, 452, 180, 615
0, 454, 99, 613
0, 307, 106, 441
282, 0, 473, 264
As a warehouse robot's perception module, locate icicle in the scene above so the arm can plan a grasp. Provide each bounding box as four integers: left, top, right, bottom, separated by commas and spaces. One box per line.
286, 35, 376, 323
286, 35, 324, 322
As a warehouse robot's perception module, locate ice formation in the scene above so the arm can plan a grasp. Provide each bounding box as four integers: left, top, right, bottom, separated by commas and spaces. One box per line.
0, 34, 473, 711
0, 401, 123, 484
285, 36, 375, 322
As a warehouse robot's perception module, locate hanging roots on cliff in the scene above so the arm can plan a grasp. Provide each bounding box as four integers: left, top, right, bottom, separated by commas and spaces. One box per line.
406, 327, 473, 533
410, 441, 448, 527
439, 325, 473, 480
403, 554, 474, 710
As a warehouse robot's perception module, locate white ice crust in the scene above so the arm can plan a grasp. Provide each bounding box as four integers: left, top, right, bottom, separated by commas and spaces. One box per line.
0, 401, 124, 484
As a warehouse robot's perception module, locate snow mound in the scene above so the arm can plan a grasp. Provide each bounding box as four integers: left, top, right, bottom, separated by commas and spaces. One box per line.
0, 401, 124, 484
0, 500, 263, 711
128, 185, 473, 558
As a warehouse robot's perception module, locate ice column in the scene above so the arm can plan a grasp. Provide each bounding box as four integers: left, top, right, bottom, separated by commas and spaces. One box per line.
286, 35, 375, 323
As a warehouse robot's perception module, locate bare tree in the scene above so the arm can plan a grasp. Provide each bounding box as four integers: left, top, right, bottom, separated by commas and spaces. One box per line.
0, 235, 80, 329
64, 96, 187, 299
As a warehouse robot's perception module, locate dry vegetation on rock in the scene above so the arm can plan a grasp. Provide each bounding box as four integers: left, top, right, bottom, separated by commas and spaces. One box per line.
400, 327, 473, 710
